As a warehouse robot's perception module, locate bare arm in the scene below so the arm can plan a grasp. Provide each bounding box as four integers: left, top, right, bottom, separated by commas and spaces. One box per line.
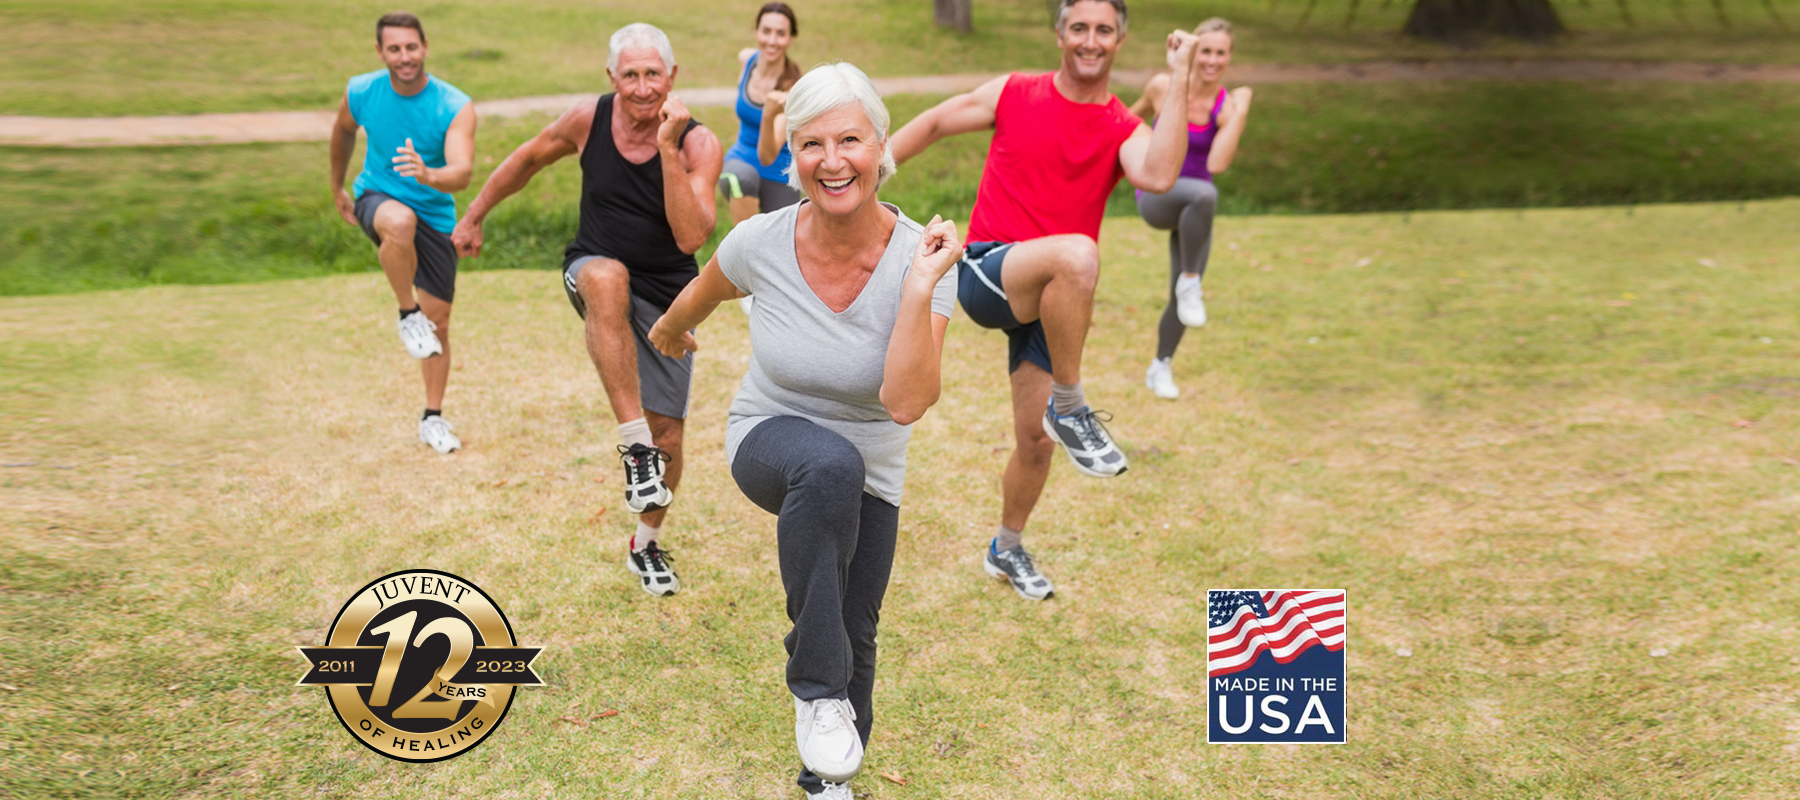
758, 90, 787, 167
1206, 87, 1254, 175
391, 104, 477, 193
1120, 32, 1200, 194
660, 96, 724, 255
887, 75, 1005, 165
1127, 73, 1168, 122
329, 96, 360, 225
880, 216, 960, 425
647, 254, 745, 359
450, 101, 588, 256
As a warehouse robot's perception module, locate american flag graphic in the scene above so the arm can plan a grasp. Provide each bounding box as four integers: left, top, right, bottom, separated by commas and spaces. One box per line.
1207, 590, 1346, 677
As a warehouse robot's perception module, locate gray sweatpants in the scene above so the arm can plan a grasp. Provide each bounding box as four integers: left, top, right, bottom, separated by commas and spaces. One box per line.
1136, 177, 1218, 360
729, 416, 897, 795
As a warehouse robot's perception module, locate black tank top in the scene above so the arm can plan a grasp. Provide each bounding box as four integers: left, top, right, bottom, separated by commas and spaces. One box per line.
564, 93, 702, 310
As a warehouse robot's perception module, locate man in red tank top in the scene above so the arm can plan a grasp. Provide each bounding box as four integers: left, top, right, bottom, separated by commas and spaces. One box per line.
890, 0, 1202, 601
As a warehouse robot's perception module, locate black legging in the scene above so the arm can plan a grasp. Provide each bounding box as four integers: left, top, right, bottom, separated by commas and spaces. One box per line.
730, 416, 898, 792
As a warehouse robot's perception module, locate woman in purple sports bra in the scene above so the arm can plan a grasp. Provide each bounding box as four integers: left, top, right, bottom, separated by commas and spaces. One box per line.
1129, 17, 1254, 400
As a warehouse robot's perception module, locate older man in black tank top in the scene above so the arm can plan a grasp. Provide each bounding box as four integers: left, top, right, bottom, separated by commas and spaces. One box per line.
453, 23, 723, 597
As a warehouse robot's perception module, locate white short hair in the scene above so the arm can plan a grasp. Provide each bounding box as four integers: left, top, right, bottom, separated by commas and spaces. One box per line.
607, 23, 675, 73
783, 62, 897, 190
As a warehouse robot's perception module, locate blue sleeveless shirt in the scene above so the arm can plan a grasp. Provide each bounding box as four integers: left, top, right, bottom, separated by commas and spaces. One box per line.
725, 54, 793, 183
347, 69, 471, 234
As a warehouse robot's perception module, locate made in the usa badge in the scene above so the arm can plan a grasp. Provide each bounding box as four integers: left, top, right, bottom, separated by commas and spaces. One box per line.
1207, 589, 1347, 743
296, 569, 544, 762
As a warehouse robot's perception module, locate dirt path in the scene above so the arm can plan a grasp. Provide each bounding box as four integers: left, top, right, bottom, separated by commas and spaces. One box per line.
5, 61, 1797, 148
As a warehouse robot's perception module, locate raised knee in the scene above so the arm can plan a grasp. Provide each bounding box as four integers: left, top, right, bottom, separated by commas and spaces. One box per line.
577, 260, 630, 307
1060, 237, 1100, 283
373, 205, 417, 239
800, 442, 866, 494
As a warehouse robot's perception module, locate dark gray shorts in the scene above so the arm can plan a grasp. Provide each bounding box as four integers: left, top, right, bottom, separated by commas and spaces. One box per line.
355, 191, 459, 303
719, 157, 803, 213
563, 255, 694, 420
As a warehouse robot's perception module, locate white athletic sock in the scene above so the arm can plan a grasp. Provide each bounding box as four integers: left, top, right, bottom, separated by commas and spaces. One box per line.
618, 417, 654, 449
1050, 382, 1086, 417
632, 522, 660, 552
1177, 273, 1201, 290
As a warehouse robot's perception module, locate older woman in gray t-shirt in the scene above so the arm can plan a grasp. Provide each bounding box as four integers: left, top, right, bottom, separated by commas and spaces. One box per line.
649, 63, 959, 799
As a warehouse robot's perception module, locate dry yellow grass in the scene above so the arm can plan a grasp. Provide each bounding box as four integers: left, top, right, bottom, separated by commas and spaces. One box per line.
5, 201, 1800, 798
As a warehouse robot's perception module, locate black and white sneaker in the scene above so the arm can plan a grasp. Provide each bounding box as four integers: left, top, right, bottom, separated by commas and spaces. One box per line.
983, 540, 1054, 601
625, 542, 680, 596
1041, 404, 1128, 477
619, 443, 673, 513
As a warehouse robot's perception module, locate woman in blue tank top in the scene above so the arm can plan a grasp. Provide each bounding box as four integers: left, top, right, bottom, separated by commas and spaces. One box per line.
719, 2, 804, 225
1129, 17, 1255, 400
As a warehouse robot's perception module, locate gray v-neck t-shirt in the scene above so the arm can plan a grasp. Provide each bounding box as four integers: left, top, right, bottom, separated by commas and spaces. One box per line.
717, 201, 957, 506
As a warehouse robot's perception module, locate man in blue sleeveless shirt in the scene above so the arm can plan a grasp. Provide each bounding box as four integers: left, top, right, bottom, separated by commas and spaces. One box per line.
453, 24, 722, 597
329, 12, 476, 454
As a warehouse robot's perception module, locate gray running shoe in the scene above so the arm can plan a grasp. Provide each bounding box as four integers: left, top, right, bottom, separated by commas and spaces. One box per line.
983, 540, 1054, 601
1041, 404, 1128, 477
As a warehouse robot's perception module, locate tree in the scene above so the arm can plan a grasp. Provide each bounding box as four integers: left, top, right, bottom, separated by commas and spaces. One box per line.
1404, 0, 1566, 43
935, 0, 973, 33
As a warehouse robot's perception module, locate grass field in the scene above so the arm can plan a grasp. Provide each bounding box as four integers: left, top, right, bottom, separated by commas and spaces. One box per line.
6, 81, 1798, 296
5, 201, 1800, 798
3, 0, 1797, 117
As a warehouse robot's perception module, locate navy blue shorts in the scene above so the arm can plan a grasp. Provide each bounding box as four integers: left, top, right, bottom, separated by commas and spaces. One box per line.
956, 241, 1051, 375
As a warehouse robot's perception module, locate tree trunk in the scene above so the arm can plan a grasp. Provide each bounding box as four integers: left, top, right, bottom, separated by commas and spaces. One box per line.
1404, 0, 1565, 43
935, 0, 973, 32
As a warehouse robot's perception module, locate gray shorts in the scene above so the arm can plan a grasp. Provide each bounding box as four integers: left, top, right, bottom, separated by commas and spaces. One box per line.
719, 157, 803, 213
354, 191, 459, 303
562, 255, 694, 420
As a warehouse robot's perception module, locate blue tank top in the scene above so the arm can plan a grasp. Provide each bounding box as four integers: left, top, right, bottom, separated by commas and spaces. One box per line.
347, 69, 471, 234
725, 54, 793, 183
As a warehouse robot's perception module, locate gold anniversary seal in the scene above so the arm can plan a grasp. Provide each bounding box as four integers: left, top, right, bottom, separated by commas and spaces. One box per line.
296, 570, 542, 762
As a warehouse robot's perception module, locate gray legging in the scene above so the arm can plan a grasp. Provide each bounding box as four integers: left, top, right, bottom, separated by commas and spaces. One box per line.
730, 415, 897, 794
1136, 177, 1218, 360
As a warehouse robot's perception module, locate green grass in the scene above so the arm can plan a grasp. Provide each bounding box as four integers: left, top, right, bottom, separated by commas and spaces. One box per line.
5, 201, 1800, 798
6, 82, 1799, 296
3, 0, 1797, 116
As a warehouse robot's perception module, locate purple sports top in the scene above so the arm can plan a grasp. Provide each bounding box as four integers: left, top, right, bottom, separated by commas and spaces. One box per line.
1178, 87, 1228, 181
1138, 86, 1227, 198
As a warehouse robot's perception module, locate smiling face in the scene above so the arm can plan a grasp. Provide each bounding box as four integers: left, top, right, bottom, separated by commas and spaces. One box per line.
1193, 30, 1233, 83
608, 46, 676, 125
1056, 0, 1124, 83
755, 12, 793, 63
791, 103, 883, 216
377, 25, 428, 86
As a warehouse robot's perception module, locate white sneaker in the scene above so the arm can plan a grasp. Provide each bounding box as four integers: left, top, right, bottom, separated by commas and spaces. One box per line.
815, 781, 853, 799
398, 310, 443, 359
795, 697, 862, 782
619, 444, 674, 513
417, 415, 460, 453
1175, 275, 1207, 327
1145, 358, 1180, 400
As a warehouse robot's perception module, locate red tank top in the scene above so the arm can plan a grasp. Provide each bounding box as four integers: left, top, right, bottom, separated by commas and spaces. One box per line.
967, 72, 1144, 244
